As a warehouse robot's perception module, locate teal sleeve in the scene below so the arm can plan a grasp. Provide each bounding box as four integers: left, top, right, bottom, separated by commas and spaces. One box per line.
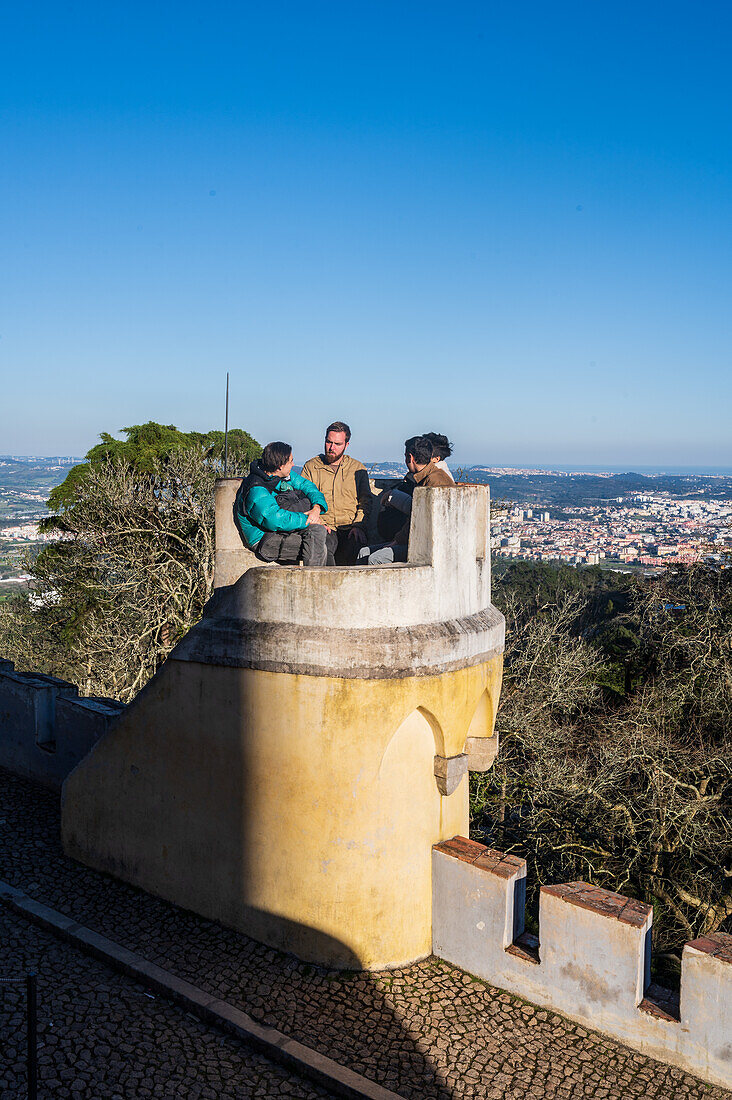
246, 486, 308, 533
290, 472, 328, 513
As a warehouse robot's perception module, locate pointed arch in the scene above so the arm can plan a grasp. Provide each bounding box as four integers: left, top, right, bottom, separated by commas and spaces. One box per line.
465, 689, 498, 771
378, 706, 445, 780
416, 706, 446, 757
466, 689, 494, 742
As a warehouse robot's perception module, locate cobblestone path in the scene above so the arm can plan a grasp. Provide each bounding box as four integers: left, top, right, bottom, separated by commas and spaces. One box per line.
1, 768, 730, 1100
0, 908, 331, 1099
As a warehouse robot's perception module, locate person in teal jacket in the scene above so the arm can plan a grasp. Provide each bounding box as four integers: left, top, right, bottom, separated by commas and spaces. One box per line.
234, 441, 331, 566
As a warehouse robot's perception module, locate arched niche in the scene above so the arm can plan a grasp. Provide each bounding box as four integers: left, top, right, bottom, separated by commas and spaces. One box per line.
416, 705, 446, 757
466, 689, 494, 740
465, 689, 499, 772
379, 705, 444, 780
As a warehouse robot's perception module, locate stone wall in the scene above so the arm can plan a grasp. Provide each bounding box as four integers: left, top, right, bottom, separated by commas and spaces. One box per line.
432, 835, 732, 1090
0, 661, 124, 789
62, 484, 505, 970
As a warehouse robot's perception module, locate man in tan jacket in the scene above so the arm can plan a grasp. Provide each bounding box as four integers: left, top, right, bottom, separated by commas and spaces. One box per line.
302, 421, 373, 565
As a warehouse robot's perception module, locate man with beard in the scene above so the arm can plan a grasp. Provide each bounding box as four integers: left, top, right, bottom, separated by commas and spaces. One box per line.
302, 421, 373, 565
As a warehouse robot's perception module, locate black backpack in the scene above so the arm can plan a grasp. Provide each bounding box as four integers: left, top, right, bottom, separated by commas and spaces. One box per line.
275, 486, 313, 514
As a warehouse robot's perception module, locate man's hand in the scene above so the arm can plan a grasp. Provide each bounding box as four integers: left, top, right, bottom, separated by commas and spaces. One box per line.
306, 508, 332, 531
347, 526, 368, 547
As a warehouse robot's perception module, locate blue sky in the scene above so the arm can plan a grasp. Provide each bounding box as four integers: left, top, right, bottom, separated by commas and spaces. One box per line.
1, 1, 730, 467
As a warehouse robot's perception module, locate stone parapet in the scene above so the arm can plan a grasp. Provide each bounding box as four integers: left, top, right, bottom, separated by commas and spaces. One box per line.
213, 478, 259, 589
178, 482, 502, 679
0, 662, 124, 789
432, 836, 732, 1090
62, 483, 505, 969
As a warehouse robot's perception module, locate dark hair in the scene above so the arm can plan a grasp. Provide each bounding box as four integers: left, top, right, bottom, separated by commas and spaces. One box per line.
424, 432, 452, 460
325, 421, 351, 443
405, 434, 434, 466
261, 441, 293, 473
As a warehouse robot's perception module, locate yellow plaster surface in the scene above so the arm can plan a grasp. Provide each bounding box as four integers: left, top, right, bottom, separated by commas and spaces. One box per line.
63, 654, 502, 969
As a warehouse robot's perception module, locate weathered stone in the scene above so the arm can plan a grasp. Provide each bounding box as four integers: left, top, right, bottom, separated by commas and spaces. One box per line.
433, 754, 468, 796
465, 735, 499, 772
432, 842, 732, 1091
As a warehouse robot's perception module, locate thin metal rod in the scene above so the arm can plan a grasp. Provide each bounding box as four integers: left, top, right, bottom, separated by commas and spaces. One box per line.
224, 372, 230, 477
26, 971, 37, 1100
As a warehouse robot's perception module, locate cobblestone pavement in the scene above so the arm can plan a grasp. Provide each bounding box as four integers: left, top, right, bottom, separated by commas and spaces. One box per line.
1, 767, 730, 1100
0, 909, 331, 1099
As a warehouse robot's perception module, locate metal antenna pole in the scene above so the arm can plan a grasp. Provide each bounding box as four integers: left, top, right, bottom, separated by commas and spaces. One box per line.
224, 372, 229, 477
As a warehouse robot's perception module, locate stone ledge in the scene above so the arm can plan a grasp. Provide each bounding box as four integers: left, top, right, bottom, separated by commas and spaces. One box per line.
433, 835, 525, 879
171, 609, 505, 679
685, 932, 732, 964
541, 882, 651, 928
640, 983, 681, 1023
505, 932, 540, 965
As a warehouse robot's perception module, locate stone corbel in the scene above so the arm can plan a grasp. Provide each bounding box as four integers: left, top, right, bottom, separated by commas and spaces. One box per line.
465, 735, 499, 772
433, 753, 468, 796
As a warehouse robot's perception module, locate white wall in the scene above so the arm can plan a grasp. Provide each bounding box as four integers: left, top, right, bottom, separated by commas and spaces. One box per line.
432, 836, 732, 1091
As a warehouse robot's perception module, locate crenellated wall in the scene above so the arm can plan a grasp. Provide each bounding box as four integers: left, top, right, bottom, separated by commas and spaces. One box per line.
0, 660, 125, 789
432, 836, 732, 1090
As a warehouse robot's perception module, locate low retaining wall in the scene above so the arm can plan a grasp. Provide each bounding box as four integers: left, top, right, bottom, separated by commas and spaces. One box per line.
432, 836, 732, 1091
0, 661, 124, 789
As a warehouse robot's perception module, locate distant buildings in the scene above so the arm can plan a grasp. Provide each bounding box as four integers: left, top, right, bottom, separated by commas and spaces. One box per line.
491, 492, 732, 571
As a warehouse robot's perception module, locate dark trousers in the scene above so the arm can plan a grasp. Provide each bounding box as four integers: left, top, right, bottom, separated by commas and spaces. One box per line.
325, 526, 365, 566
256, 525, 328, 566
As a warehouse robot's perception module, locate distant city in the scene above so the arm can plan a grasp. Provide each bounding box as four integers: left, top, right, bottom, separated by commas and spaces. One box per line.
491, 494, 731, 572
1, 456, 730, 589
367, 463, 732, 574
0, 455, 84, 465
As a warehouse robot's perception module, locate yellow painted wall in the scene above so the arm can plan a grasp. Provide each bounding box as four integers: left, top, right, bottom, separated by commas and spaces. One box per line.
63, 653, 503, 969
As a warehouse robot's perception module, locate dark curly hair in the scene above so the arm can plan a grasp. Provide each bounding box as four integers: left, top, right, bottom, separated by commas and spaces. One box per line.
424, 432, 452, 460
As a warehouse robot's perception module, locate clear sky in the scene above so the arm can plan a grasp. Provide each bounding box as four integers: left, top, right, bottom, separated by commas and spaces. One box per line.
1, 1, 730, 467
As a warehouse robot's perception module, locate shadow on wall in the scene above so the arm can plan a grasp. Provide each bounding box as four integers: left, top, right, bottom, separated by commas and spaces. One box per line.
58, 480, 504, 1094
61, 647, 471, 968
1, 766, 455, 1099
57, 635, 471, 1094
0, 662, 124, 790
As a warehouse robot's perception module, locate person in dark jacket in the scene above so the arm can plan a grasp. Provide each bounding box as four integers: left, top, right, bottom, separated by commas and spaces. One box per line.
234, 441, 330, 566
359, 435, 453, 565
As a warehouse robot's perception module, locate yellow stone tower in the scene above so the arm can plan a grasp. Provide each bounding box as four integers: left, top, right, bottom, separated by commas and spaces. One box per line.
62, 482, 504, 969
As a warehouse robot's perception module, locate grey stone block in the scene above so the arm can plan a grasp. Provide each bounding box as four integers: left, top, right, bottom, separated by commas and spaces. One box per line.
466, 734, 499, 772
433, 753, 468, 796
